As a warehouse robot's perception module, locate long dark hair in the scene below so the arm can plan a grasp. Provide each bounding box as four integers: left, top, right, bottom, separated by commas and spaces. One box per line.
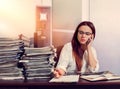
71, 21, 96, 71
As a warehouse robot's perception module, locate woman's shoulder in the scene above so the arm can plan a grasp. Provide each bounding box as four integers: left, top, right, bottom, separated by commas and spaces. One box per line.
63, 42, 72, 47
62, 42, 72, 50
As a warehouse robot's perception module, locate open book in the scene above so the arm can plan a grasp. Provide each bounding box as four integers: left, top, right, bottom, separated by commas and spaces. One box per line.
80, 71, 120, 82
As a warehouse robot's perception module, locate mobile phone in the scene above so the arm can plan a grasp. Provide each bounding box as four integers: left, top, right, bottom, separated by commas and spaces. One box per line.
86, 38, 91, 45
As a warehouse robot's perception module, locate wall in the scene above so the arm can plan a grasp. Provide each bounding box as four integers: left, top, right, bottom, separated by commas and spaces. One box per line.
0, 0, 52, 39
52, 0, 82, 30
0, 0, 82, 41
90, 0, 120, 74
52, 0, 82, 48
0, 0, 36, 38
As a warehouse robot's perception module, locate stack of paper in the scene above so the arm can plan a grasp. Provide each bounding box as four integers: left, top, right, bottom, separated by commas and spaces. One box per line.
0, 35, 57, 81
0, 37, 25, 80
20, 46, 56, 80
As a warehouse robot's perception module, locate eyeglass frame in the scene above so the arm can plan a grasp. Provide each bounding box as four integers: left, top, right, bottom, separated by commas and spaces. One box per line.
78, 30, 92, 36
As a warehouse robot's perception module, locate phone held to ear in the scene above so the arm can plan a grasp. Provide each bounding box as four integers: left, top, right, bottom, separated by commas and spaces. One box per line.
86, 38, 91, 45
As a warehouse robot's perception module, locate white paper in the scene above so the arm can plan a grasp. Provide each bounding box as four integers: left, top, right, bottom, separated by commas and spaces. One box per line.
0, 76, 24, 80
80, 71, 120, 81
49, 75, 79, 83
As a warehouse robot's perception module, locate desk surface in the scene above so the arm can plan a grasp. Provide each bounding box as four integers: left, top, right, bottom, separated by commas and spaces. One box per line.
0, 78, 120, 89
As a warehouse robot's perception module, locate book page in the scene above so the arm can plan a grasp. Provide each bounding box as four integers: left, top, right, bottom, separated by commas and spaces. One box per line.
80, 71, 120, 81
103, 73, 120, 80
49, 75, 79, 83
80, 75, 107, 81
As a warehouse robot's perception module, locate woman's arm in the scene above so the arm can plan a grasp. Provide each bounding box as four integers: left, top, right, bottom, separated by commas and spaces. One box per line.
86, 36, 99, 72
87, 47, 99, 71
53, 43, 70, 78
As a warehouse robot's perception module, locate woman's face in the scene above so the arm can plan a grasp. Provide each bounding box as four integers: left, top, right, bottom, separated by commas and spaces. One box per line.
77, 25, 92, 45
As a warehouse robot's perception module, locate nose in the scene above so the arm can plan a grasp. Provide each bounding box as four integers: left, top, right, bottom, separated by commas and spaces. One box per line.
81, 33, 86, 37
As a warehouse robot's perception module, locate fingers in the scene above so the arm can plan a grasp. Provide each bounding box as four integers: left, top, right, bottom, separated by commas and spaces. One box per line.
53, 70, 61, 78
54, 71, 60, 78
53, 69, 65, 78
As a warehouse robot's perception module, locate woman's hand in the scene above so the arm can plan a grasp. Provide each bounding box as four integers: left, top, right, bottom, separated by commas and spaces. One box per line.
86, 35, 94, 49
53, 68, 65, 78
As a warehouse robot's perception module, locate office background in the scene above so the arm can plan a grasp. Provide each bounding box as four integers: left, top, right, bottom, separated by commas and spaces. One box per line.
0, 0, 120, 74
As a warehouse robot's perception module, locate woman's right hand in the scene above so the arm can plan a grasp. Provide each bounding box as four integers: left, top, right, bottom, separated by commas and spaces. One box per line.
53, 68, 65, 78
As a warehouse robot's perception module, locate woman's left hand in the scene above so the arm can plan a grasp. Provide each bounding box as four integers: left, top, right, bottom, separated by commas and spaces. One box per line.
86, 35, 93, 48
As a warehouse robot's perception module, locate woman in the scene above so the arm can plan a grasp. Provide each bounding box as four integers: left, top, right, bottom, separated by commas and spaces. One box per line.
53, 21, 99, 78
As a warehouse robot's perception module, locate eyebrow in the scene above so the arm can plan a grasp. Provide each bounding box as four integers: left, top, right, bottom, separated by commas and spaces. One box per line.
78, 30, 92, 33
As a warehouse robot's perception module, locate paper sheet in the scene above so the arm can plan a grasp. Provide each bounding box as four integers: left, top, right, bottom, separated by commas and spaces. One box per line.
49, 75, 79, 83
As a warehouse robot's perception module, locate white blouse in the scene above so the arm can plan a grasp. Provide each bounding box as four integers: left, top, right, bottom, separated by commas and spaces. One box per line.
56, 42, 99, 74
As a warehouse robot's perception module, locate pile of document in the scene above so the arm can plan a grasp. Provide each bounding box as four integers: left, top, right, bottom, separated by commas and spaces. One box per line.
20, 46, 56, 80
0, 37, 25, 80
0, 35, 56, 81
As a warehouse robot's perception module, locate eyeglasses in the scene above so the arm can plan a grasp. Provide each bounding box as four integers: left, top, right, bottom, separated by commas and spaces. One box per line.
78, 30, 92, 36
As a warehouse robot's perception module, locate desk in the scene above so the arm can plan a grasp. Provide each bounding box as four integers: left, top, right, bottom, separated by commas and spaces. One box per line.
0, 78, 120, 89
